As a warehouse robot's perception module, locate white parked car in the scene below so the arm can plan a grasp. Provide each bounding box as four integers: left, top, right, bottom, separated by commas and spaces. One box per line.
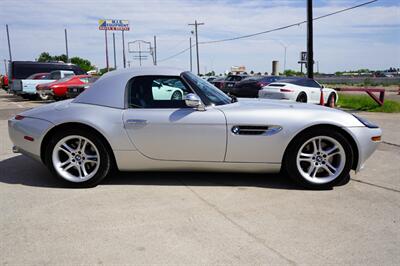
258, 78, 338, 106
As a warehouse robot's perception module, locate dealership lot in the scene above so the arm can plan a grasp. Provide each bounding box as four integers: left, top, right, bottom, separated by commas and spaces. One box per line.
0, 90, 399, 264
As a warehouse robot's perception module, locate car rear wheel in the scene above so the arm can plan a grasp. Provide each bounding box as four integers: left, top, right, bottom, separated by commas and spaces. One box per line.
296, 92, 307, 103
38, 92, 50, 101
285, 128, 353, 189
171, 90, 182, 100
45, 129, 111, 187
326, 93, 336, 107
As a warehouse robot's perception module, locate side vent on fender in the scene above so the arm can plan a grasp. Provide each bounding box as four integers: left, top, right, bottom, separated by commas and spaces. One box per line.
231, 125, 282, 136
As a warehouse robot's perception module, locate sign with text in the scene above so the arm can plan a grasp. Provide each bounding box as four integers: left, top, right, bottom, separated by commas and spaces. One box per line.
98, 19, 130, 31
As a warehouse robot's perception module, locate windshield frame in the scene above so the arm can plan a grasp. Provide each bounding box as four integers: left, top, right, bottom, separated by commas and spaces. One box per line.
181, 71, 233, 106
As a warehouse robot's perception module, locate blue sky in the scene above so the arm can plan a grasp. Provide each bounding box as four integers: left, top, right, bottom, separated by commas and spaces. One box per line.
0, 0, 399, 74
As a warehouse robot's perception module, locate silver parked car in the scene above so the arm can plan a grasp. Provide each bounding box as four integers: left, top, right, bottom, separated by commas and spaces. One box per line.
8, 67, 382, 189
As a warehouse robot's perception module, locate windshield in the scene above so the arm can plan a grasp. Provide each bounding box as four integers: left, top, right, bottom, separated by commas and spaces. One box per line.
182, 71, 232, 106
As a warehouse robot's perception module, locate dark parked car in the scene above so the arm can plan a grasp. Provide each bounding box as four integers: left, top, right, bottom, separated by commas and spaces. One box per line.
230, 76, 283, 97
211, 74, 249, 93
8, 61, 85, 94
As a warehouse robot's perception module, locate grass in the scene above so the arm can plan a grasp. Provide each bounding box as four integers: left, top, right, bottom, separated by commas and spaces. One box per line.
337, 93, 400, 113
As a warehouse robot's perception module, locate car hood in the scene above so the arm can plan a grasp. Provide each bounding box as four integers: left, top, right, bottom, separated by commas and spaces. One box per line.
215, 98, 364, 128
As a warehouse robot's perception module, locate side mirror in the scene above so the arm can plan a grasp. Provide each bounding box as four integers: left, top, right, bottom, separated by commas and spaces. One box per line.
184, 93, 205, 111
321, 85, 325, 89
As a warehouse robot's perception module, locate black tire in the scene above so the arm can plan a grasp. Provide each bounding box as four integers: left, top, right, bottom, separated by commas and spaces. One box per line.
284, 128, 353, 189
296, 92, 307, 103
45, 128, 112, 188
171, 90, 182, 100
26, 94, 38, 100
326, 93, 336, 107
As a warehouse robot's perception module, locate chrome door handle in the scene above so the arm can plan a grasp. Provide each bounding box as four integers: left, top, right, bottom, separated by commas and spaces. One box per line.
126, 119, 147, 125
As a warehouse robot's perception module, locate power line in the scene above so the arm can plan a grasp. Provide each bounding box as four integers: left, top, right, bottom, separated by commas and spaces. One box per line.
157, 0, 378, 62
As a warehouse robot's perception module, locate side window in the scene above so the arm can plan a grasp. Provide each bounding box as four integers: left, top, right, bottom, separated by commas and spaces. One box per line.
50, 72, 61, 80
128, 76, 193, 109
310, 80, 322, 88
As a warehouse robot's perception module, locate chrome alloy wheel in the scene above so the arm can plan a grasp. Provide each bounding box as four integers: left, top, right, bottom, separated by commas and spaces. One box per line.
52, 135, 100, 182
296, 136, 346, 184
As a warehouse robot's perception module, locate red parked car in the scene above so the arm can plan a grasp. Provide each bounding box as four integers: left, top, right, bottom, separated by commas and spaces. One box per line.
1, 75, 9, 90
36, 75, 98, 100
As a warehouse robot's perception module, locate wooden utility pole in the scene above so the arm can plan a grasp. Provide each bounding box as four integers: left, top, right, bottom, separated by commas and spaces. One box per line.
188, 20, 204, 75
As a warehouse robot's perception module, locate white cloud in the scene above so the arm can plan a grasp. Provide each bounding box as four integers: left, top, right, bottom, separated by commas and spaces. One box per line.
0, 0, 399, 74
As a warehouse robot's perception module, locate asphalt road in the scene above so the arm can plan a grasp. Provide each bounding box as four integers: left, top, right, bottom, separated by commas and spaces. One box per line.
0, 90, 399, 265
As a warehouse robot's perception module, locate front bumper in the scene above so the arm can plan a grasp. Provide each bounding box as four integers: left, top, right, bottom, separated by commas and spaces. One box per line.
8, 117, 54, 162
347, 126, 382, 172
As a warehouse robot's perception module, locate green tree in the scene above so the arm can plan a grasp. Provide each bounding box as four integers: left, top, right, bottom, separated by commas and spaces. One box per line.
70, 57, 95, 72
36, 52, 95, 72
37, 52, 53, 62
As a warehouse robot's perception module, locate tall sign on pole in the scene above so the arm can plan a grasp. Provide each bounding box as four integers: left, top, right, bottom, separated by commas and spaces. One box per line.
307, 0, 314, 79
99, 19, 130, 70
188, 20, 204, 75
112, 32, 117, 69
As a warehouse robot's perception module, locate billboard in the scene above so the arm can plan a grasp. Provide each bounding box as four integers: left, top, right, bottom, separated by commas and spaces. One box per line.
98, 19, 130, 31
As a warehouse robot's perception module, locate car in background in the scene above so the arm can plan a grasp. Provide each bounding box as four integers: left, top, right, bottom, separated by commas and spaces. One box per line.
66, 76, 99, 98
230, 76, 283, 98
8, 61, 85, 95
219, 74, 249, 93
1, 75, 8, 90
210, 76, 226, 88
37, 74, 94, 100
258, 77, 338, 106
14, 70, 75, 100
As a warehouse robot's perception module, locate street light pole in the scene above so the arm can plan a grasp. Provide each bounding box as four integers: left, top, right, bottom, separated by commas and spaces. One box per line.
188, 20, 204, 75
153, 36, 157, 65
6, 24, 12, 62
307, 0, 314, 79
64, 29, 69, 62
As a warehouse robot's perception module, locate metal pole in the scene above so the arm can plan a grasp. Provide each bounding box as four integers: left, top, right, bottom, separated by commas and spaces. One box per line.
105, 30, 109, 72
6, 24, 12, 61
4, 59, 7, 75
189, 37, 192, 72
64, 29, 69, 62
307, 0, 314, 79
153, 36, 157, 65
113, 32, 116, 69
139, 42, 142, 66
283, 46, 287, 72
122, 31, 126, 68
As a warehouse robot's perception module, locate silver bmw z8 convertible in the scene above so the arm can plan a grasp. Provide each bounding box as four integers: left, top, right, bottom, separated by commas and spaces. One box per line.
8, 67, 382, 189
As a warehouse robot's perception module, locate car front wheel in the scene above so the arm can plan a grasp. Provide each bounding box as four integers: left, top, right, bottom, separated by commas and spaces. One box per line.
45, 129, 111, 187
285, 128, 353, 189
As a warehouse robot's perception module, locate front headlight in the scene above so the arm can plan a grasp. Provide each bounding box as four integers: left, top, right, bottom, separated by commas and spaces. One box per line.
353, 114, 379, 128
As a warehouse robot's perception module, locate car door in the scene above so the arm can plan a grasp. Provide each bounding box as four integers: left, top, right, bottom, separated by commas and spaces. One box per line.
304, 79, 322, 103
123, 75, 227, 162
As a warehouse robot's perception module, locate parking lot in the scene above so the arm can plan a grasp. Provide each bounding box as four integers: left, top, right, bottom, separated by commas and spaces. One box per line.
0, 89, 399, 264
